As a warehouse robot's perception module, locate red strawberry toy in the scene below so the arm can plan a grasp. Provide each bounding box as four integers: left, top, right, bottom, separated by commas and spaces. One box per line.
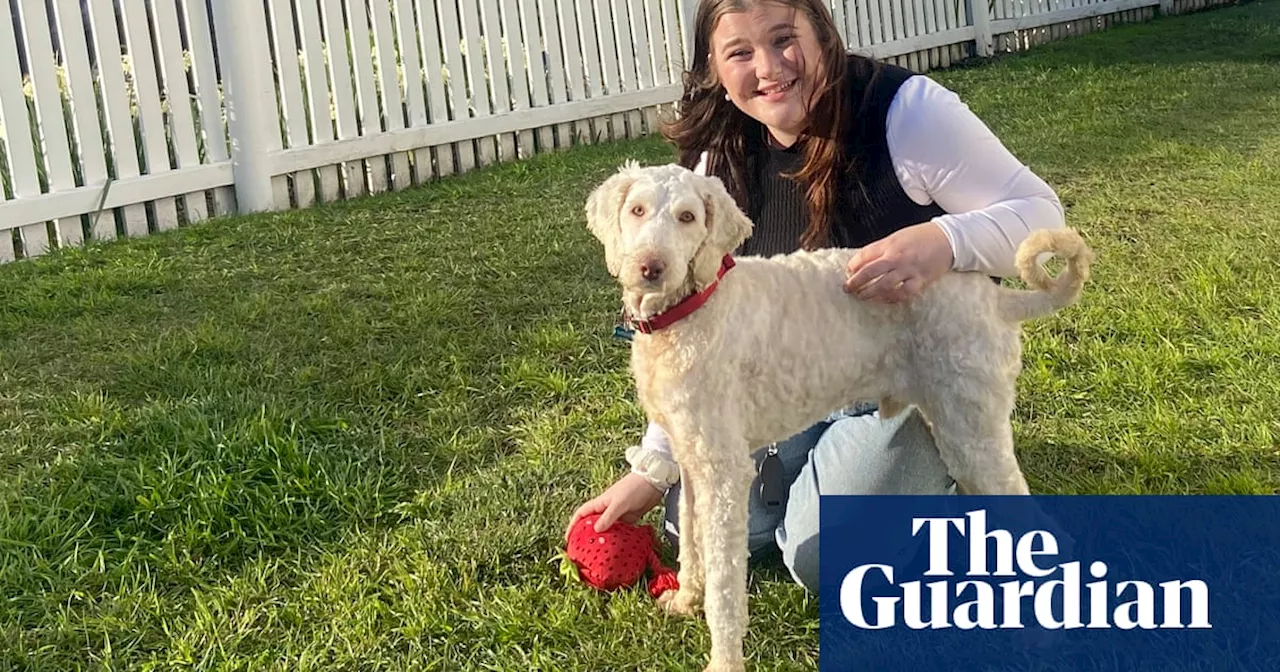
562, 513, 679, 599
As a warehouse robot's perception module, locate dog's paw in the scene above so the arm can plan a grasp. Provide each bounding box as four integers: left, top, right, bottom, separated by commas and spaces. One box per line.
657, 588, 703, 617
702, 660, 745, 672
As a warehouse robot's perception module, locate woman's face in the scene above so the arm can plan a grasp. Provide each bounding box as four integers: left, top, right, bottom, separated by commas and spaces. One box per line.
709, 2, 826, 147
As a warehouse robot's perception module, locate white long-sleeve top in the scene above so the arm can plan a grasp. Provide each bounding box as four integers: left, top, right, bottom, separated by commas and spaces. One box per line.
637, 74, 1065, 475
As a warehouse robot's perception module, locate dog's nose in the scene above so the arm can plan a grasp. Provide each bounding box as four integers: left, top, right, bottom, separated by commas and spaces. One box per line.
639, 260, 665, 282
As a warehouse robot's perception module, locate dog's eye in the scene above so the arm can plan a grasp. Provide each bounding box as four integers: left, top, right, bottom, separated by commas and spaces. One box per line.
677, 211, 695, 223
631, 205, 646, 217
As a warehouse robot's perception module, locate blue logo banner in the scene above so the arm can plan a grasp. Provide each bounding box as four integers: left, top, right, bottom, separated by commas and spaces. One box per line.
818, 496, 1280, 672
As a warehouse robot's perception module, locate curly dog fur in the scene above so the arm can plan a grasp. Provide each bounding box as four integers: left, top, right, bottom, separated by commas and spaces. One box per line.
584, 161, 1093, 671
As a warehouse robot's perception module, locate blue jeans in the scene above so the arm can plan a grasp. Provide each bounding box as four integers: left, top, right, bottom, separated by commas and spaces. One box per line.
661, 403, 956, 592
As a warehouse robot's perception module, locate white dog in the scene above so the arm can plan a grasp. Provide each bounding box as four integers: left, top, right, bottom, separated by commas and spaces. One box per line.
584, 161, 1093, 671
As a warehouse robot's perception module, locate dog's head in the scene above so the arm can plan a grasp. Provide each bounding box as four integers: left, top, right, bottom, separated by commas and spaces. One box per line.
584, 161, 753, 317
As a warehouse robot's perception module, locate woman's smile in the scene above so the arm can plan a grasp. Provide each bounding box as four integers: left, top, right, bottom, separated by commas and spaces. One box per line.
755, 78, 798, 101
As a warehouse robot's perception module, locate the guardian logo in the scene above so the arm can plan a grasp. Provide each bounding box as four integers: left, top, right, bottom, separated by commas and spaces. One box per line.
840, 509, 1212, 631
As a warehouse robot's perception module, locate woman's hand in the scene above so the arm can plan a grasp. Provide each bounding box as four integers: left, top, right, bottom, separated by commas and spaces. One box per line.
566, 472, 666, 541
843, 222, 955, 303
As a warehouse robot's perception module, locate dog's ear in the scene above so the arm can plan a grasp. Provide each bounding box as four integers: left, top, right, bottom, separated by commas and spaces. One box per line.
691, 173, 753, 286
585, 165, 640, 276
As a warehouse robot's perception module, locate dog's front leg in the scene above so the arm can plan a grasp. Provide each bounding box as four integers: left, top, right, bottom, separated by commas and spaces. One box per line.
659, 462, 705, 616
698, 440, 754, 672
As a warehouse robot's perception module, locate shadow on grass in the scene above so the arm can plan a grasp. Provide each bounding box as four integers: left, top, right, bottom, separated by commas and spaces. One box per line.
995, 1, 1278, 68
1017, 435, 1280, 495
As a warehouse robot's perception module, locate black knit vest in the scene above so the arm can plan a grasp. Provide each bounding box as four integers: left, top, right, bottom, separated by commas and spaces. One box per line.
738, 57, 946, 257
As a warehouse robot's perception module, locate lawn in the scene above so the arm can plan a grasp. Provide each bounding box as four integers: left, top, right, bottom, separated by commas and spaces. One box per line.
2, 2, 1278, 669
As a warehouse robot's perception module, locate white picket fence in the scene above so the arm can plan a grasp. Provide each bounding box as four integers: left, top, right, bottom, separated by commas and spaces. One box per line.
0, 0, 1235, 263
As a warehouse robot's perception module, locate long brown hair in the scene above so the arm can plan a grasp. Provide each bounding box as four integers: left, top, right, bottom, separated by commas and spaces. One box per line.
662, 0, 853, 250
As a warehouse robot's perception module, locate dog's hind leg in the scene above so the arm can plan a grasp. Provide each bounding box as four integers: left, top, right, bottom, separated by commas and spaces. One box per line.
918, 383, 1030, 495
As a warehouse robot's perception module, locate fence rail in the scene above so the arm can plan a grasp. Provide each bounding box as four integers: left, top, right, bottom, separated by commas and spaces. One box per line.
0, 0, 1239, 262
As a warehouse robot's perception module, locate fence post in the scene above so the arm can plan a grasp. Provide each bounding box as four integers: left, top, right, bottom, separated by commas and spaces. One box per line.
680, 0, 697, 67
970, 0, 995, 57
210, 0, 277, 213
1160, 0, 1176, 14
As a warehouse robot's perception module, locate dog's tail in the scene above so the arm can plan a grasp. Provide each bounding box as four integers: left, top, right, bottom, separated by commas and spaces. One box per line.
997, 228, 1095, 323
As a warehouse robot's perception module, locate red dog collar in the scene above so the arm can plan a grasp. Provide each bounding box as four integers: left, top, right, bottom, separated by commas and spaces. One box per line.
627, 255, 735, 334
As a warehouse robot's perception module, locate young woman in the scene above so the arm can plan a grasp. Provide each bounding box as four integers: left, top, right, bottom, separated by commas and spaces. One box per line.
567, 0, 1065, 592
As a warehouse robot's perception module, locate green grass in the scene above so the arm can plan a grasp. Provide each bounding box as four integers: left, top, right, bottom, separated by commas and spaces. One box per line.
2, 2, 1279, 669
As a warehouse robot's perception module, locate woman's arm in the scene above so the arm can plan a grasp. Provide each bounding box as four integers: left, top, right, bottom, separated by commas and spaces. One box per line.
626, 422, 681, 492
886, 74, 1066, 279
